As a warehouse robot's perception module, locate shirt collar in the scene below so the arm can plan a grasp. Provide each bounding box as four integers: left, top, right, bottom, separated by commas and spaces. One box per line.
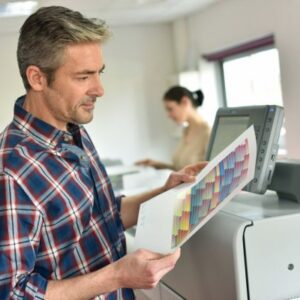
13, 95, 82, 149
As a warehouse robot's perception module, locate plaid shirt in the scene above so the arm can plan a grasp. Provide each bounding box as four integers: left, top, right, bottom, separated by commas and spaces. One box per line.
0, 96, 134, 300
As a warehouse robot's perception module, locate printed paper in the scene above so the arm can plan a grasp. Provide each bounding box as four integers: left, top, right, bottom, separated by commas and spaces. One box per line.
134, 126, 257, 254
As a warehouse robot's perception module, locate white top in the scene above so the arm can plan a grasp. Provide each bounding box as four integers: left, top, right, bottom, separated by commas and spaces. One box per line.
172, 121, 210, 170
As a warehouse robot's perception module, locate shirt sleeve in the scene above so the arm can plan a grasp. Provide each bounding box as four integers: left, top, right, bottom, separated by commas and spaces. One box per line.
115, 195, 124, 213
115, 195, 126, 233
0, 173, 47, 299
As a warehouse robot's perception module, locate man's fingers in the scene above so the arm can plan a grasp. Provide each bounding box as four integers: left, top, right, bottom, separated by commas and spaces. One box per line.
191, 161, 208, 172
154, 265, 177, 281
136, 248, 165, 260
179, 173, 196, 182
185, 161, 208, 175
149, 248, 181, 272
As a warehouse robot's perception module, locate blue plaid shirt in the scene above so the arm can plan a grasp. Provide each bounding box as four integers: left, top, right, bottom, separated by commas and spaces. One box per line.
0, 96, 135, 299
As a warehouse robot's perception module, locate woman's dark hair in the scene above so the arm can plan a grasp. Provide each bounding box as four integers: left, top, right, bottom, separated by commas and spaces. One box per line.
163, 85, 204, 108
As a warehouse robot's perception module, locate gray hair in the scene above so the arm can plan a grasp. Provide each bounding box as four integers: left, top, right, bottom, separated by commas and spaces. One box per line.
17, 6, 111, 90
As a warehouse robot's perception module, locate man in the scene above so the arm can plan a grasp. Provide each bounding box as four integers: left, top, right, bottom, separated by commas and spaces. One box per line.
0, 6, 206, 300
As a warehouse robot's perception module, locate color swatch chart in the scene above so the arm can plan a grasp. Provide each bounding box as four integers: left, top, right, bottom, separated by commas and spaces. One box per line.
172, 138, 250, 247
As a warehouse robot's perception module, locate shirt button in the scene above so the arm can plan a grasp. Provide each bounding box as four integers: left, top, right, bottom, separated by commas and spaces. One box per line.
63, 135, 72, 142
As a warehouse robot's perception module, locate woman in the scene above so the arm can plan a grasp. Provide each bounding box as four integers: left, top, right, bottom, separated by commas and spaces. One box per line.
137, 85, 210, 171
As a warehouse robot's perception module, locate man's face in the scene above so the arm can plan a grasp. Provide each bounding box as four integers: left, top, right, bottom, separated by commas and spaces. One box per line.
42, 42, 105, 129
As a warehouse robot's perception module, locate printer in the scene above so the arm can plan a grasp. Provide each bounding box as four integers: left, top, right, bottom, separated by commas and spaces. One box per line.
134, 105, 300, 300
160, 105, 300, 300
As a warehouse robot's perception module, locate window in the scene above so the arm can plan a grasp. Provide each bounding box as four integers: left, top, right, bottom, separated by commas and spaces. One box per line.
221, 47, 286, 156
202, 36, 286, 156
222, 48, 283, 107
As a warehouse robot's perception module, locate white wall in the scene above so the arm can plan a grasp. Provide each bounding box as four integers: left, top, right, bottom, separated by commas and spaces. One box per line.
0, 21, 177, 164
0, 32, 25, 129
175, 0, 300, 159
2, 0, 300, 163
86, 24, 177, 163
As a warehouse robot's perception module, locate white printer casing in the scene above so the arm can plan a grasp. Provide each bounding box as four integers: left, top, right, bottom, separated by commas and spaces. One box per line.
161, 191, 300, 300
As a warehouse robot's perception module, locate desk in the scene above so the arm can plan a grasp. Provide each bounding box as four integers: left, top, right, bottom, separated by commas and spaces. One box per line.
123, 169, 300, 300
107, 165, 171, 196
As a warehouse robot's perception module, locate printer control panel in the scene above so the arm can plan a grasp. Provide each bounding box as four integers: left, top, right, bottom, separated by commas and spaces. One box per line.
206, 105, 284, 194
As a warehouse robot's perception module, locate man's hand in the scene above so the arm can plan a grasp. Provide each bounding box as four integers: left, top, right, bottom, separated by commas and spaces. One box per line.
46, 248, 180, 299
163, 162, 208, 191
114, 248, 181, 289
120, 162, 208, 229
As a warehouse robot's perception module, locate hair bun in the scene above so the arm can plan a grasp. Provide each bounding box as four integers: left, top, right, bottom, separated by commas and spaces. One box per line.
193, 89, 204, 107
163, 85, 204, 108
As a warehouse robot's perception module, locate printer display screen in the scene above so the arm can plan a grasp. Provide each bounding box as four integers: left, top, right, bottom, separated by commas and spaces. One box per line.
208, 115, 250, 160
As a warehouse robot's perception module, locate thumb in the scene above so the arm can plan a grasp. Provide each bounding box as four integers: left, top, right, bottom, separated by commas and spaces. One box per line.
136, 248, 165, 261
149, 248, 181, 271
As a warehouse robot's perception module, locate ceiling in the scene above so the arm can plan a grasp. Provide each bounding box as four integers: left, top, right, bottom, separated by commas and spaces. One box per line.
0, 0, 221, 26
